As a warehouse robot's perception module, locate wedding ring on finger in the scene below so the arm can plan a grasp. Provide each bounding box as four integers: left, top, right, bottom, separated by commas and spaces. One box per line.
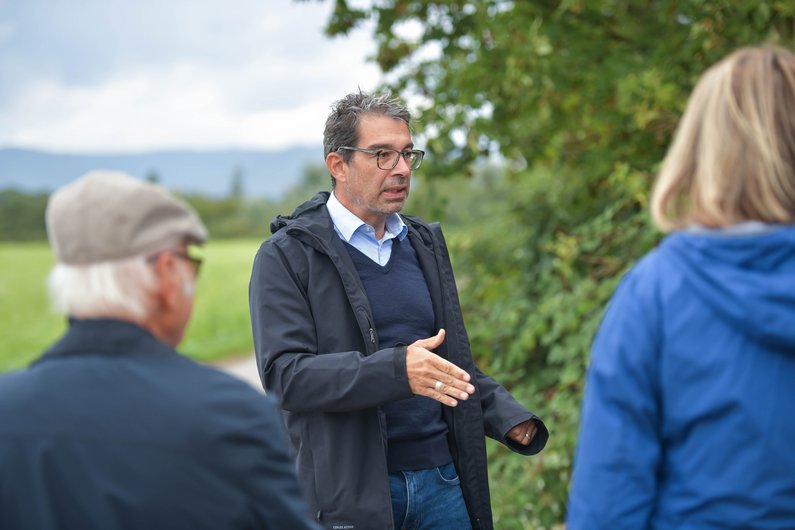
434, 380, 443, 392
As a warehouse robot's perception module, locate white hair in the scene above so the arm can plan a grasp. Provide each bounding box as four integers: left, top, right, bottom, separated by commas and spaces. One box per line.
48, 255, 158, 320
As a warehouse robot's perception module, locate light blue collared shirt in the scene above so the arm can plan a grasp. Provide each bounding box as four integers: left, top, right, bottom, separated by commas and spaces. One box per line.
326, 191, 408, 266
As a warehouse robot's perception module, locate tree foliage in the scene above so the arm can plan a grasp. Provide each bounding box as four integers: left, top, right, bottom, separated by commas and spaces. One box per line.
0, 163, 330, 242
0, 190, 49, 241
318, 0, 794, 527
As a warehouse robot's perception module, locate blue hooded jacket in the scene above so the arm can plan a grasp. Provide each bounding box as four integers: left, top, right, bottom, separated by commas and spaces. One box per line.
567, 225, 795, 529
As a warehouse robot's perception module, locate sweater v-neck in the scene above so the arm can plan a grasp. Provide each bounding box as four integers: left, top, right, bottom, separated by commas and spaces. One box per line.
344, 237, 401, 274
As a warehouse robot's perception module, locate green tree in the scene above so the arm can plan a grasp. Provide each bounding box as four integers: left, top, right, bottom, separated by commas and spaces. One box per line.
0, 190, 49, 241
279, 162, 330, 208
145, 169, 161, 184
229, 167, 245, 200
318, 1, 794, 527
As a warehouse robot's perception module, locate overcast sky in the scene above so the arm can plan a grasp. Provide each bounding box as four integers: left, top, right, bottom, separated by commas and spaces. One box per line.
0, 0, 381, 153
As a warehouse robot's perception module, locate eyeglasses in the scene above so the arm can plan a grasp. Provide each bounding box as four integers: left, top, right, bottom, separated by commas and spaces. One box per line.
336, 146, 425, 170
172, 249, 203, 276
148, 248, 203, 276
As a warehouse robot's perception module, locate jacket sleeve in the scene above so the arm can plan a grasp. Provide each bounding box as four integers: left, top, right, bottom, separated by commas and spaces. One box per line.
249, 237, 413, 413
427, 221, 549, 455
476, 367, 549, 455
215, 392, 321, 530
566, 267, 661, 529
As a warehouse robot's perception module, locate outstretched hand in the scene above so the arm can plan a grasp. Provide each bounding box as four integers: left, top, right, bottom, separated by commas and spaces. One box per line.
406, 329, 475, 407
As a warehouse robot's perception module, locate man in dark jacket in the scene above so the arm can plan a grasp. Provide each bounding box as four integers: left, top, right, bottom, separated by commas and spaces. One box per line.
0, 171, 319, 530
249, 92, 549, 530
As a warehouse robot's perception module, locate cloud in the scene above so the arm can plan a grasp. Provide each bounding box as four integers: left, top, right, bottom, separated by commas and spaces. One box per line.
0, 0, 381, 152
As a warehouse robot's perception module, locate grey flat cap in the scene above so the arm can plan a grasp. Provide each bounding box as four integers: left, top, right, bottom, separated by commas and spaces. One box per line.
46, 170, 208, 265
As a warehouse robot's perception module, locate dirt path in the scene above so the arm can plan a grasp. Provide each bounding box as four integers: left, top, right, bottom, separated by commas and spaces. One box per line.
212, 354, 263, 392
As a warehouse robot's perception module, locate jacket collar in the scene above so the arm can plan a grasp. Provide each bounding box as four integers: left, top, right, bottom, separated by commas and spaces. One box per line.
326, 190, 407, 243
34, 318, 174, 366
271, 191, 436, 250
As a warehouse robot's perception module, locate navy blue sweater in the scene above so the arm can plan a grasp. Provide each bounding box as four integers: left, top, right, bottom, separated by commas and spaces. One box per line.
345, 238, 452, 471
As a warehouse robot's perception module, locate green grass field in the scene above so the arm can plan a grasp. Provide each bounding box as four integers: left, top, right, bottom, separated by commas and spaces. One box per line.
0, 239, 265, 372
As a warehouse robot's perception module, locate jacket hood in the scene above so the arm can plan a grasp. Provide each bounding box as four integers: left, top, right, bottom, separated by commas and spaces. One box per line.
269, 191, 330, 235
660, 225, 795, 350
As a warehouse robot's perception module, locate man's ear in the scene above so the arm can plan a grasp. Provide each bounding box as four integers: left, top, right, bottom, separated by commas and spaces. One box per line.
151, 252, 179, 310
325, 152, 348, 184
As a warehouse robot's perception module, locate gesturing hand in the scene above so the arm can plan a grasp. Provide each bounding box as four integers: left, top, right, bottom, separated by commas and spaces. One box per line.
406, 329, 475, 407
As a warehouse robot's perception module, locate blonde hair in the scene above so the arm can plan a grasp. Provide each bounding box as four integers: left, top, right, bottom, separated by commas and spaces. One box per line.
651, 46, 795, 231
48, 255, 158, 320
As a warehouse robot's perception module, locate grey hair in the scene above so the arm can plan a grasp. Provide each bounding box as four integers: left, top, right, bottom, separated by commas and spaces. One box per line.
323, 91, 412, 188
651, 46, 795, 231
48, 255, 158, 321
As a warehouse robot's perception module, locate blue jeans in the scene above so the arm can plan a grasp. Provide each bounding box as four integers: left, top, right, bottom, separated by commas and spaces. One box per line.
388, 462, 472, 530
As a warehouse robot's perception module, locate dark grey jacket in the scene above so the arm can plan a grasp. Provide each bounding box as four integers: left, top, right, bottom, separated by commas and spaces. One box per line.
249, 192, 548, 530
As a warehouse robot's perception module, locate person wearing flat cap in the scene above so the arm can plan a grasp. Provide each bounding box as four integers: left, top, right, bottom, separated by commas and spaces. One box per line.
0, 171, 319, 530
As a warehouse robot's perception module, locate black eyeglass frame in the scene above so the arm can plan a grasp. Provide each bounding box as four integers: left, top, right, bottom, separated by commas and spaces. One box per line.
172, 249, 202, 276
147, 248, 203, 276
336, 146, 425, 170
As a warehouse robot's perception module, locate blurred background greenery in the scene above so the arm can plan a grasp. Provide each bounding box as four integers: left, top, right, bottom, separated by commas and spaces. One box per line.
1, 1, 793, 528
0, 239, 265, 370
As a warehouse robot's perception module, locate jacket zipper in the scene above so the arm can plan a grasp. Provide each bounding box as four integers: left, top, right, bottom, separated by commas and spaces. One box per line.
424, 226, 467, 514
362, 312, 377, 353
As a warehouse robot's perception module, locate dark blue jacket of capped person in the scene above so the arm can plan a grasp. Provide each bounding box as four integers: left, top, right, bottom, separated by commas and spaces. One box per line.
0, 318, 319, 530
568, 225, 795, 529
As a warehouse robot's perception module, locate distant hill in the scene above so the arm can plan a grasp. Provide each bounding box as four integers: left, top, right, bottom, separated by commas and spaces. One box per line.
0, 146, 322, 199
